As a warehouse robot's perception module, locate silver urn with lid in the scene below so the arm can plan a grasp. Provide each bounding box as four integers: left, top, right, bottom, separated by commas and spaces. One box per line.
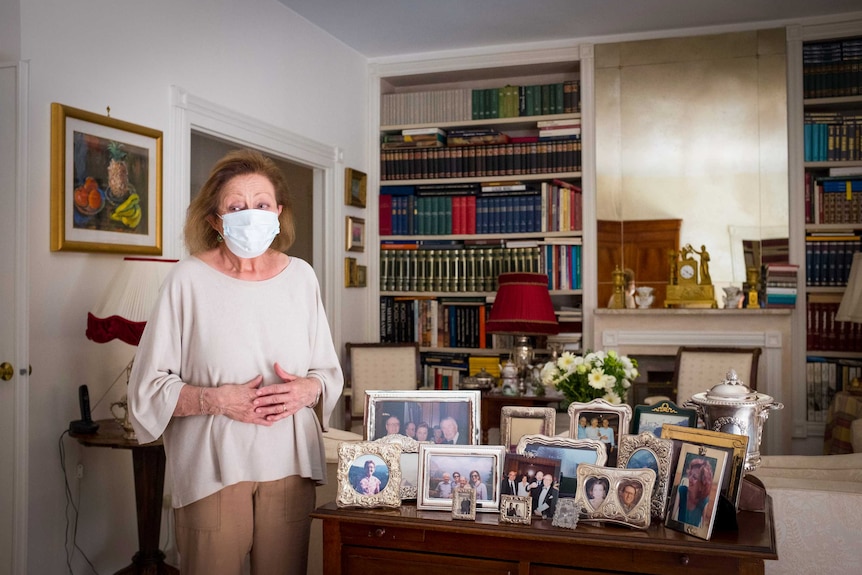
685, 370, 783, 472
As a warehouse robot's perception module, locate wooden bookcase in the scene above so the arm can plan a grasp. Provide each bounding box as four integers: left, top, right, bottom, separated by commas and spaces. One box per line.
788, 22, 862, 441
368, 46, 596, 388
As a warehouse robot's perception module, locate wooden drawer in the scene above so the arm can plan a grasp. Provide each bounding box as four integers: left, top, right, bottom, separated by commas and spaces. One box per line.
343, 545, 517, 575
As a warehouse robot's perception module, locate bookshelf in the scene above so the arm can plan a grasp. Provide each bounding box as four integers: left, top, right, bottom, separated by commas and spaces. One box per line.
370, 46, 595, 389
788, 22, 862, 441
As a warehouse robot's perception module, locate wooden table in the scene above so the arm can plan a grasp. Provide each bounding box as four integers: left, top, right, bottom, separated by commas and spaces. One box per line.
480, 390, 564, 443
70, 419, 178, 575
312, 500, 776, 574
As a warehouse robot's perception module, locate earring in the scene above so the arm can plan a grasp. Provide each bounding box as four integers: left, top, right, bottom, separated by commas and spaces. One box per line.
217, 234, 224, 243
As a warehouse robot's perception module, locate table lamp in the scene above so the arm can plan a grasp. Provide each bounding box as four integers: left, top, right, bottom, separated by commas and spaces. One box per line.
86, 257, 177, 438
486, 272, 559, 394
836, 252, 862, 392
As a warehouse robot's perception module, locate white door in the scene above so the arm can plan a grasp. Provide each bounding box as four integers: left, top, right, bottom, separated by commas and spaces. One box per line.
0, 61, 29, 575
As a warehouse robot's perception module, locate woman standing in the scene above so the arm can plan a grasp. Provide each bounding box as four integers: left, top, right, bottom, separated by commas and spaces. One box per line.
129, 149, 342, 575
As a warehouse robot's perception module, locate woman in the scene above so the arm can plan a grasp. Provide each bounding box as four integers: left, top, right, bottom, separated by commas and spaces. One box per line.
586, 477, 608, 509
671, 457, 715, 528
469, 470, 488, 500
128, 149, 342, 575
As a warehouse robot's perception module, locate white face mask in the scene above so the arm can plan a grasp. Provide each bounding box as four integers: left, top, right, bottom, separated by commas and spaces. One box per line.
219, 209, 280, 259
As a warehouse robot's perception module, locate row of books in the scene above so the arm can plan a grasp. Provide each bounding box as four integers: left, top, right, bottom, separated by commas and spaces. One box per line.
802, 37, 862, 99
803, 112, 862, 162
379, 296, 493, 349
763, 263, 799, 308
805, 172, 862, 225
380, 140, 581, 181
806, 357, 862, 422
380, 244, 563, 293
805, 234, 861, 286
380, 243, 582, 293
806, 301, 862, 353
379, 81, 580, 126
379, 181, 583, 236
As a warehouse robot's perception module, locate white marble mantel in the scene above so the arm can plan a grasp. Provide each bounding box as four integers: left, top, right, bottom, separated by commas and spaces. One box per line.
592, 308, 794, 455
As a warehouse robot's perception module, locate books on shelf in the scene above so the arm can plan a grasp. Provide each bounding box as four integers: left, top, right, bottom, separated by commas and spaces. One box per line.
806, 300, 862, 353
764, 263, 799, 308
802, 37, 862, 99
803, 111, 862, 162
805, 172, 862, 225
806, 357, 862, 422
805, 234, 862, 287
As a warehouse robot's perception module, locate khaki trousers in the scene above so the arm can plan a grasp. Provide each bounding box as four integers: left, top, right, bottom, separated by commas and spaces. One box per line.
175, 475, 316, 575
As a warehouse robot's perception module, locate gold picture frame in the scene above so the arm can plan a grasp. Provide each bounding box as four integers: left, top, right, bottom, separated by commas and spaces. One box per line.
344, 257, 357, 287
356, 264, 368, 288
50, 103, 163, 254
345, 167, 367, 208
346, 216, 366, 252
336, 441, 402, 509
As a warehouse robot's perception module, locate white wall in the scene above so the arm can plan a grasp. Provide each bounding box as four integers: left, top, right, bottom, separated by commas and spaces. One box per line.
15, 0, 369, 572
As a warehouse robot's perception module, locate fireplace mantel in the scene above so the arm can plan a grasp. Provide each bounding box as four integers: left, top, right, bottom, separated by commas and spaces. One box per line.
592, 308, 793, 455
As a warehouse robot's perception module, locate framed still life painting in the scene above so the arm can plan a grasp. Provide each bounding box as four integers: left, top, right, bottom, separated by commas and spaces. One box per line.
50, 103, 163, 254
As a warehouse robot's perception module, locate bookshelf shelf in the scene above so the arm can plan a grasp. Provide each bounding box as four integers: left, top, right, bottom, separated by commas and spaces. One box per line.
790, 25, 862, 435
373, 49, 592, 388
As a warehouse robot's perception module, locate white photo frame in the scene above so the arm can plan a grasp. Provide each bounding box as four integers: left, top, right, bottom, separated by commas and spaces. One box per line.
336, 441, 402, 509
365, 389, 481, 444
515, 434, 607, 499
417, 444, 506, 512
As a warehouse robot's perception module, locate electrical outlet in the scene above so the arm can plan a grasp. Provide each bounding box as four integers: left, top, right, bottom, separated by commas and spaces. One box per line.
76, 463, 84, 479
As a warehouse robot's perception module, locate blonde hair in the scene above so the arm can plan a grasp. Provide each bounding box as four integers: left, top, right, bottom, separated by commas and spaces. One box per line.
184, 149, 296, 255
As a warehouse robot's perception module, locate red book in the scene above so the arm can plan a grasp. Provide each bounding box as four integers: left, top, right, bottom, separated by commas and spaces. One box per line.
379, 194, 393, 236
466, 195, 477, 234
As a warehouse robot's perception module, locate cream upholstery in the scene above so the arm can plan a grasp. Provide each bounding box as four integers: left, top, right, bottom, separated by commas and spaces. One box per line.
751, 452, 862, 574
308, 428, 362, 575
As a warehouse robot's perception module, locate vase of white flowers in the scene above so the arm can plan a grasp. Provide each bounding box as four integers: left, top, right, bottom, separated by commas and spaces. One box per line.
541, 350, 638, 405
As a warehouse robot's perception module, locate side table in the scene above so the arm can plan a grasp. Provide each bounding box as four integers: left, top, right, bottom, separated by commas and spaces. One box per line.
70, 419, 178, 575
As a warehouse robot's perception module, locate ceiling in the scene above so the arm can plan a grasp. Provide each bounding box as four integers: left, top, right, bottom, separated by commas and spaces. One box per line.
278, 0, 862, 58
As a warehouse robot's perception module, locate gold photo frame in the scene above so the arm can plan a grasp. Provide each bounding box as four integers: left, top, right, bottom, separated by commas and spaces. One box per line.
336, 441, 402, 509
346, 216, 366, 252
356, 264, 368, 288
344, 257, 357, 287
50, 103, 163, 254
345, 167, 367, 208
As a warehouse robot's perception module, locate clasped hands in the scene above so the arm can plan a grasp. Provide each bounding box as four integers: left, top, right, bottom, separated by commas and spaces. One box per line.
215, 362, 319, 426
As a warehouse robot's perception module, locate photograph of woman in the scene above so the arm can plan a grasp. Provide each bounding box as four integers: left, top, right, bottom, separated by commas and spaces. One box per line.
129, 149, 342, 575
670, 456, 716, 528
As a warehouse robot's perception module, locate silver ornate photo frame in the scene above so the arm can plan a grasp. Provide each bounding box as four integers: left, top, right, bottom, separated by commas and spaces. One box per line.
567, 398, 632, 467
365, 389, 481, 444
574, 463, 656, 530
452, 486, 477, 520
500, 494, 532, 525
336, 441, 402, 509
417, 444, 506, 512
515, 434, 607, 498
500, 406, 556, 452
552, 498, 581, 530
617, 432, 678, 520
375, 433, 421, 500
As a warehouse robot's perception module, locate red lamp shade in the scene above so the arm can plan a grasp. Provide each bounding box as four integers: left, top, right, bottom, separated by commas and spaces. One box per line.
486, 272, 559, 335
86, 257, 178, 346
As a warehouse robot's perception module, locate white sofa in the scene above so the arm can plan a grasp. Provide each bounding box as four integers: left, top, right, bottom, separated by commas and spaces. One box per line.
750, 426, 862, 574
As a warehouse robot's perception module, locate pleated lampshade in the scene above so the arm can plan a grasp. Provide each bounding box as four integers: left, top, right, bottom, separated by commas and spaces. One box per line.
486, 272, 559, 335
86, 257, 178, 346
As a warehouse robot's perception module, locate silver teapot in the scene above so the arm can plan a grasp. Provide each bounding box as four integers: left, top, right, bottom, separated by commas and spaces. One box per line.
684, 370, 783, 472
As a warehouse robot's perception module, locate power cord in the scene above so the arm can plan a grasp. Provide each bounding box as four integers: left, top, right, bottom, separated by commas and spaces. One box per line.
58, 429, 100, 575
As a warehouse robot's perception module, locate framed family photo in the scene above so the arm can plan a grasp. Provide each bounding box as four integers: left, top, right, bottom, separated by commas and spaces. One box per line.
574, 463, 656, 530
500, 494, 532, 525
417, 444, 506, 512
617, 432, 679, 519
500, 406, 555, 452
664, 443, 729, 540
50, 103, 163, 254
344, 167, 367, 208
364, 389, 481, 444
568, 399, 632, 467
336, 441, 402, 509
631, 400, 697, 437
515, 435, 606, 498
452, 486, 477, 520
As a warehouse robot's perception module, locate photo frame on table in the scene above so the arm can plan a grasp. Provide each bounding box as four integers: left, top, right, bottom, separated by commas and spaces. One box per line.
631, 400, 697, 437
617, 432, 679, 520
452, 486, 477, 520
664, 443, 729, 540
364, 389, 481, 444
375, 433, 421, 500
344, 167, 367, 208
345, 216, 366, 252
574, 463, 656, 530
336, 441, 402, 509
500, 494, 532, 525
417, 444, 506, 512
660, 424, 748, 508
50, 103, 163, 254
500, 406, 555, 452
552, 498, 582, 530
568, 399, 632, 467
501, 452, 561, 517
515, 435, 606, 498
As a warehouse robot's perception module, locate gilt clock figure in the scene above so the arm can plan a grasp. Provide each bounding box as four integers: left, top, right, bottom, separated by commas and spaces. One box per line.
665, 244, 716, 308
